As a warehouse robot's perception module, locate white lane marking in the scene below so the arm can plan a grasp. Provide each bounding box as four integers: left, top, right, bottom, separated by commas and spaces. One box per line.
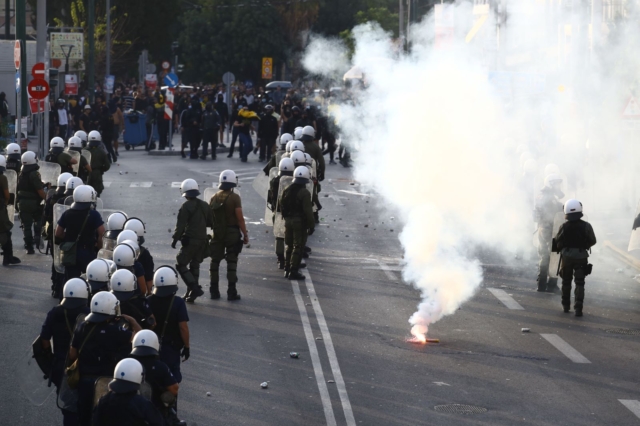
130, 182, 153, 188
303, 271, 357, 426
327, 194, 346, 206
362, 265, 403, 272
619, 400, 640, 419
487, 288, 525, 310
171, 182, 181, 188
291, 281, 337, 426
375, 260, 398, 281
540, 334, 591, 364
336, 189, 372, 197
103, 181, 112, 188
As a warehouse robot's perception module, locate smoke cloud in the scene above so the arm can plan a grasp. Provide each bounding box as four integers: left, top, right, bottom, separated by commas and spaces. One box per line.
303, 1, 640, 340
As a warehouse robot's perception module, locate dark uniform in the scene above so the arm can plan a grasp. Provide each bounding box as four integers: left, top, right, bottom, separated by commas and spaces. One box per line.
57, 208, 104, 280
87, 142, 110, 196
258, 110, 279, 161
281, 183, 314, 277
71, 319, 133, 426
200, 105, 220, 159
555, 217, 596, 315
44, 184, 66, 295
70, 147, 90, 183
5, 153, 21, 173
269, 171, 292, 267
45, 149, 74, 175
39, 304, 90, 424
17, 163, 45, 252
301, 135, 325, 223
138, 246, 155, 289
535, 186, 563, 291
0, 170, 18, 266
120, 295, 155, 329
209, 190, 244, 299
129, 355, 179, 421
147, 294, 190, 383
173, 196, 213, 299
92, 392, 164, 425
187, 100, 203, 159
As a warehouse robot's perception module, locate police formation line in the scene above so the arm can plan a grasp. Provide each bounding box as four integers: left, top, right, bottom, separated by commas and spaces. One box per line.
0, 126, 324, 425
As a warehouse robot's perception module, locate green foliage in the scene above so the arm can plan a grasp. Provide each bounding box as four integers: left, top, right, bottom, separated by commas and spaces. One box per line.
355, 7, 399, 37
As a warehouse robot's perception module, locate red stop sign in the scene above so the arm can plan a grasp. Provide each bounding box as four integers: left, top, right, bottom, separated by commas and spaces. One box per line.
28, 78, 50, 100
32, 62, 45, 78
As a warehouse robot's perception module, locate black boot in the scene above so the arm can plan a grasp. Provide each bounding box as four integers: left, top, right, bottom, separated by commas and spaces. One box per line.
227, 282, 241, 301
210, 281, 221, 299
288, 269, 305, 280
313, 212, 319, 224
304, 246, 312, 254
25, 243, 35, 255
299, 262, 307, 269
277, 255, 285, 270
2, 244, 21, 266
283, 265, 290, 278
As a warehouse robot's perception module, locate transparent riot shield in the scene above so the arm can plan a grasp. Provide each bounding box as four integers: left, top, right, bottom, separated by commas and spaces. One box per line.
53, 203, 70, 273
252, 172, 271, 201
628, 200, 640, 252
275, 150, 285, 165
5, 169, 16, 224
263, 168, 280, 226
93, 377, 112, 407
203, 187, 217, 203
39, 162, 61, 187
66, 150, 81, 174
274, 176, 293, 238
16, 338, 55, 406
103, 237, 117, 251
56, 313, 86, 413
308, 181, 317, 213
310, 159, 317, 179
97, 249, 113, 260
81, 149, 92, 165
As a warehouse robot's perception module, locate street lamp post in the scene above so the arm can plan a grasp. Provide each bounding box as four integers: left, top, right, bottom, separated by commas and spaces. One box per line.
61, 45, 75, 74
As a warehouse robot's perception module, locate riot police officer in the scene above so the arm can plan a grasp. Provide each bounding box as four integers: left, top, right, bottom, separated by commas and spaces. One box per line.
17, 151, 46, 254
68, 136, 92, 183
534, 173, 564, 292
38, 278, 90, 424
45, 172, 73, 296
209, 170, 248, 300
269, 158, 294, 269
262, 133, 293, 176
553, 199, 597, 317
103, 211, 128, 251
147, 266, 191, 383
301, 126, 324, 223
69, 291, 141, 426
4, 142, 21, 173
45, 137, 76, 175
111, 268, 155, 329
113, 240, 149, 295
92, 358, 164, 425
0, 155, 19, 265
128, 330, 186, 426
172, 179, 212, 302
281, 167, 314, 280
124, 217, 155, 293
87, 130, 111, 197
86, 258, 112, 296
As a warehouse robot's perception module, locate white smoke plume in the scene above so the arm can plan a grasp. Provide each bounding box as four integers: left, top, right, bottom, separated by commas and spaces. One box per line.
303, 1, 640, 341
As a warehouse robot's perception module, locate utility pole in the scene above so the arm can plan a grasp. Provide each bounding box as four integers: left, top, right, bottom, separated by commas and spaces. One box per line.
5, 0, 10, 39
36, 0, 46, 156
399, 0, 404, 51
105, 0, 110, 101
16, 0, 26, 117
87, 0, 95, 103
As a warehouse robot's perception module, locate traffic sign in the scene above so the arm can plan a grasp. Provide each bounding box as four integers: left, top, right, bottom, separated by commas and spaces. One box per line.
32, 62, 45, 78
222, 72, 235, 85
163, 72, 178, 88
14, 40, 21, 70
27, 79, 50, 100
622, 97, 640, 119
262, 57, 273, 80
15, 72, 20, 94
162, 61, 171, 70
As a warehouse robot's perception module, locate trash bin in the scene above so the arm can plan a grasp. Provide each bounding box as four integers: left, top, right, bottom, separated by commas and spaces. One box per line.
123, 112, 147, 150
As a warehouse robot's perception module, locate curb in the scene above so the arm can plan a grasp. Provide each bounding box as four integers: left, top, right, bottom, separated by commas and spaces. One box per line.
603, 240, 640, 271
148, 146, 229, 156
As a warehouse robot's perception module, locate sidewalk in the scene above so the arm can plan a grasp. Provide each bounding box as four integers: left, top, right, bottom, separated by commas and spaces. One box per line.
147, 132, 252, 157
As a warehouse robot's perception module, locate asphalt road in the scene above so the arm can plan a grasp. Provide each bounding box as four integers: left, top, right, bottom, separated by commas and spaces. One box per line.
2, 143, 640, 425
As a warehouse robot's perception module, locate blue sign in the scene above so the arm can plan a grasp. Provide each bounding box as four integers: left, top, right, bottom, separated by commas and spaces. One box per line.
163, 73, 178, 88
15, 72, 20, 94
244, 80, 254, 89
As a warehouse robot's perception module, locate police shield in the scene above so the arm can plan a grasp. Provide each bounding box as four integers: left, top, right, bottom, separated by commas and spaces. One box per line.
275, 150, 285, 165
252, 172, 270, 201
274, 176, 293, 238
93, 377, 152, 407
66, 149, 81, 174
16, 339, 56, 406
56, 313, 87, 413
39, 161, 61, 187
97, 249, 113, 260
5, 169, 16, 224
53, 203, 70, 273
263, 168, 279, 226
628, 201, 640, 252
81, 149, 92, 165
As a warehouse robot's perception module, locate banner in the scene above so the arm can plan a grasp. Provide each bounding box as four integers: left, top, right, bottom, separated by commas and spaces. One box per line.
104, 75, 115, 94
64, 74, 78, 96
262, 57, 273, 80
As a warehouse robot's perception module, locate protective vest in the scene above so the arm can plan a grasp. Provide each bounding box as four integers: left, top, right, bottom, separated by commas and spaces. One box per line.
202, 111, 219, 130
6, 157, 20, 172
281, 184, 304, 219
94, 392, 150, 426
17, 166, 38, 192
560, 220, 589, 250
148, 295, 183, 348
50, 305, 87, 358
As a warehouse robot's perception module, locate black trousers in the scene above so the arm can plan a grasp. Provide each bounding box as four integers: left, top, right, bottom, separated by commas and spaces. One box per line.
201, 128, 218, 158
228, 127, 240, 156
259, 137, 276, 160
158, 118, 170, 149
560, 257, 588, 310
189, 128, 201, 158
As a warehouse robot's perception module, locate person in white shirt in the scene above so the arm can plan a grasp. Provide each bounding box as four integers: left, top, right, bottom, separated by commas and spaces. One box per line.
56, 99, 69, 138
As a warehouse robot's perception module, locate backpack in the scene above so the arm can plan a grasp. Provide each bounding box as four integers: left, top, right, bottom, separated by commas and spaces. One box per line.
210, 192, 232, 241
281, 185, 303, 219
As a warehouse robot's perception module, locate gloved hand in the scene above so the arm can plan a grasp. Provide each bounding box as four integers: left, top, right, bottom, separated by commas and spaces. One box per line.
308, 228, 315, 236
171, 239, 178, 249
181, 346, 190, 361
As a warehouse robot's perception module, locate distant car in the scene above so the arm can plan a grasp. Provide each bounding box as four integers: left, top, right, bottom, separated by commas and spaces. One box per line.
265, 81, 292, 90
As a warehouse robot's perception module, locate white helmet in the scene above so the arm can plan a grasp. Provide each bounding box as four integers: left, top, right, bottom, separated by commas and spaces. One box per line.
131, 329, 160, 357
279, 133, 293, 148
153, 266, 179, 296
285, 140, 294, 153
6, 142, 21, 155
291, 150, 306, 166
86, 259, 112, 293
293, 128, 303, 140
523, 158, 537, 175
113, 244, 136, 267
302, 125, 315, 138
304, 153, 313, 165
109, 358, 144, 393
545, 163, 560, 176
544, 173, 563, 188
88, 130, 102, 142
61, 278, 90, 309
68, 136, 83, 149
290, 141, 305, 152
218, 170, 238, 190
117, 230, 139, 246
87, 291, 120, 322
74, 130, 88, 142
293, 166, 311, 184
107, 211, 129, 231
21, 151, 37, 165
72, 185, 97, 209
123, 218, 145, 243
57, 172, 74, 188
65, 177, 83, 192
121, 239, 140, 259
50, 137, 65, 148
279, 157, 295, 173
564, 199, 583, 214
0, 156, 5, 169
110, 269, 138, 301
180, 178, 200, 198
